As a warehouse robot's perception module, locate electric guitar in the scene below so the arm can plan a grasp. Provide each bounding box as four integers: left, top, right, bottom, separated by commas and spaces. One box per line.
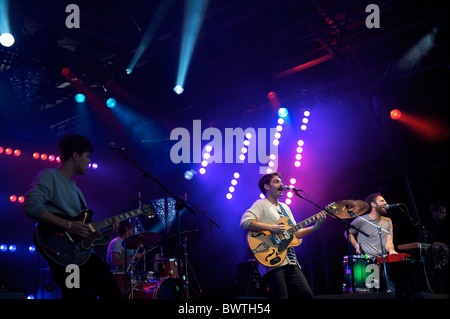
34, 205, 155, 266
247, 202, 338, 267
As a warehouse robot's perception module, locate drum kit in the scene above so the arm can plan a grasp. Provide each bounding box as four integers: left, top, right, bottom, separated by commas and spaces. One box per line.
116, 229, 203, 299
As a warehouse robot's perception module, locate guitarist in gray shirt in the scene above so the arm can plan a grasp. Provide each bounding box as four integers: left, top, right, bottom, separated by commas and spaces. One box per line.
23, 134, 124, 299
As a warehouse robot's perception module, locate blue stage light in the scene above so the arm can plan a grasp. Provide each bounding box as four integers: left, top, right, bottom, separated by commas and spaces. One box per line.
106, 98, 116, 108
0, 32, 14, 47
74, 93, 86, 103
0, 244, 7, 252
278, 107, 288, 118
9, 245, 16, 252
173, 85, 184, 95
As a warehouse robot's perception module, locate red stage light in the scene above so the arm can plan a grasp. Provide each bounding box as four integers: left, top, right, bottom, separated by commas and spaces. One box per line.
13, 149, 21, 156
48, 155, 55, 162
5, 148, 12, 155
390, 109, 402, 120
33, 152, 40, 159
9, 195, 17, 202
0, 147, 3, 154
40, 153, 48, 160
18, 196, 25, 203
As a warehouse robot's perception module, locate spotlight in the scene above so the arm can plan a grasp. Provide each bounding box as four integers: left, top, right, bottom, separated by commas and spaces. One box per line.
74, 93, 86, 103
173, 85, 184, 95
184, 169, 196, 180
125, 68, 132, 75
390, 109, 402, 120
0, 244, 7, 252
9, 245, 16, 252
0, 33, 14, 47
106, 98, 116, 108
278, 107, 288, 118
28, 245, 36, 253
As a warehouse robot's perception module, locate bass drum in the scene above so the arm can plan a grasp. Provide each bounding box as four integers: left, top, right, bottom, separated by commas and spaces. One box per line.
131, 278, 183, 299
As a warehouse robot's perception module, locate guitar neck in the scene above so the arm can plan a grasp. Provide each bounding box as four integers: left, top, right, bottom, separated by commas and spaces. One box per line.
89, 208, 144, 232
287, 210, 324, 235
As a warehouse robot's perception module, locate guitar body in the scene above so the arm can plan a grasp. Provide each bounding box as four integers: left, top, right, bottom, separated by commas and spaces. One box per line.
34, 210, 111, 266
247, 217, 303, 267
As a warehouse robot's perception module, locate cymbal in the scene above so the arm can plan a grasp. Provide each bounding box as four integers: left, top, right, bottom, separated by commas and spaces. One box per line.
332, 200, 370, 219
123, 232, 161, 249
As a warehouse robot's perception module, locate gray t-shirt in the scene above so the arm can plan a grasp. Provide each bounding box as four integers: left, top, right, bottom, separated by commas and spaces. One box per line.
349, 215, 393, 257
23, 168, 87, 220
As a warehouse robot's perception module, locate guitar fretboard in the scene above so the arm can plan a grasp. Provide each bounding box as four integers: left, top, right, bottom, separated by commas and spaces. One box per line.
89, 206, 152, 232
287, 211, 324, 235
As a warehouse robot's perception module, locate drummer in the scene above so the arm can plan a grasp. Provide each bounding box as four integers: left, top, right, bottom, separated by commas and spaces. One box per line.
344, 192, 398, 294
344, 192, 398, 257
106, 220, 143, 293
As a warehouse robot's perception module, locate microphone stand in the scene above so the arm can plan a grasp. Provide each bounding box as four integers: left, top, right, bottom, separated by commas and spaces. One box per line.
112, 147, 220, 299
292, 190, 369, 293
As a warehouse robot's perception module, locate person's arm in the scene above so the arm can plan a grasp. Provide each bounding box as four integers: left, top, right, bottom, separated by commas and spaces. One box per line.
247, 220, 286, 234
344, 231, 361, 254
39, 210, 89, 237
385, 234, 397, 254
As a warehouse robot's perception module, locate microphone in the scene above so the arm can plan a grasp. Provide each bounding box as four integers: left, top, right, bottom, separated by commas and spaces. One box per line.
385, 203, 402, 209
282, 185, 303, 192
109, 142, 127, 151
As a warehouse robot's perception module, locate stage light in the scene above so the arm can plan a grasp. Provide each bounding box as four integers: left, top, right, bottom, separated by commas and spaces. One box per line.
125, 68, 132, 75
199, 167, 206, 174
18, 196, 24, 203
173, 85, 184, 95
297, 147, 303, 153
9, 195, 17, 202
27, 295, 35, 299
287, 192, 293, 198
0, 244, 7, 252
290, 178, 296, 184
304, 110, 310, 117
13, 149, 21, 156
9, 245, 16, 252
302, 118, 309, 124
184, 169, 196, 180
390, 109, 402, 120
48, 155, 55, 161
106, 98, 116, 108
33, 152, 39, 159
277, 118, 284, 125
91, 163, 98, 169
231, 179, 237, 186
233, 172, 240, 179
300, 124, 307, 131
298, 140, 304, 146
201, 160, 208, 167
40, 154, 47, 160
175, 0, 209, 94
229, 186, 235, 193
278, 107, 288, 118
5, 148, 12, 155
285, 198, 292, 205
0, 147, 3, 154
0, 32, 14, 47
226, 193, 232, 200
74, 93, 86, 103
294, 161, 301, 167
28, 245, 36, 253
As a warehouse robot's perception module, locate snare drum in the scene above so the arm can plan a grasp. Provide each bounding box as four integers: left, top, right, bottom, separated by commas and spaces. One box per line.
131, 278, 182, 299
343, 255, 379, 292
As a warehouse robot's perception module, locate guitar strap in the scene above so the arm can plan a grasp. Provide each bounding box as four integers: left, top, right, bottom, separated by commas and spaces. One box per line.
279, 204, 294, 226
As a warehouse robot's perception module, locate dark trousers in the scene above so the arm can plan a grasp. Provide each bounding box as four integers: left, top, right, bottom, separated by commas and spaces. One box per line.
48, 253, 124, 299
265, 264, 313, 299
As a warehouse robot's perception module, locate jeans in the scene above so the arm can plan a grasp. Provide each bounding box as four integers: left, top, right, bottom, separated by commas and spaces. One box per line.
265, 264, 313, 299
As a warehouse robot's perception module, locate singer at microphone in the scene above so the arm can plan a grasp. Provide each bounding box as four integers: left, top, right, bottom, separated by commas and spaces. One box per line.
282, 185, 302, 192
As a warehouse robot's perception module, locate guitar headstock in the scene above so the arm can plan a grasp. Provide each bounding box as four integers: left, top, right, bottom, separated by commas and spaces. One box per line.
325, 202, 339, 215
141, 205, 156, 218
